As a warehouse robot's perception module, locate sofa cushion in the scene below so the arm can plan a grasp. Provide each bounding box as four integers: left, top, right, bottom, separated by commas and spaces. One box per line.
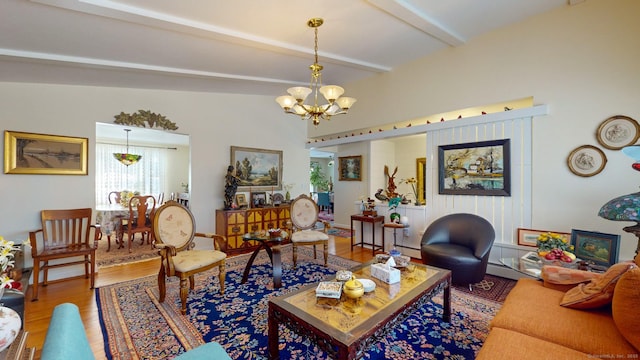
612, 267, 640, 351
541, 265, 601, 291
560, 262, 636, 309
477, 327, 591, 360
491, 278, 637, 356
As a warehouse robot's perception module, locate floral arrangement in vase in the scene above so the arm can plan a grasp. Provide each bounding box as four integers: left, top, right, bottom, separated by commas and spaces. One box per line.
0, 236, 20, 291
283, 183, 295, 201
401, 178, 419, 204
119, 190, 141, 207
537, 232, 576, 264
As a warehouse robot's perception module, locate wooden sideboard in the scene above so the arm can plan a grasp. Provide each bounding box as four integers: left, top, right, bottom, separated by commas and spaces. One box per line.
215, 205, 290, 254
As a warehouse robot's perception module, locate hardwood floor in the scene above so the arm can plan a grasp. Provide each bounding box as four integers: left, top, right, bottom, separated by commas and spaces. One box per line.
23, 235, 375, 359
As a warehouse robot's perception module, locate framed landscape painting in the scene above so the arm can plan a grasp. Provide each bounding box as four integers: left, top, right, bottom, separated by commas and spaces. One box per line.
231, 146, 283, 191
4, 130, 88, 175
570, 229, 620, 267
338, 155, 362, 181
438, 139, 511, 196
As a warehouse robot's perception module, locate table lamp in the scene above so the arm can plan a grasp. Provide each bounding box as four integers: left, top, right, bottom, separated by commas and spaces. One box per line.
597, 145, 640, 256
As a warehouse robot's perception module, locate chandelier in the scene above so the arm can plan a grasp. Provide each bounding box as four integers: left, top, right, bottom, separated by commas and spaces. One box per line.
275, 18, 356, 127
113, 129, 141, 166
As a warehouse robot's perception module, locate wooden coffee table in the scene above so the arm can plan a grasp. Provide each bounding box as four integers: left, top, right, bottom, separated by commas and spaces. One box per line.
268, 261, 451, 359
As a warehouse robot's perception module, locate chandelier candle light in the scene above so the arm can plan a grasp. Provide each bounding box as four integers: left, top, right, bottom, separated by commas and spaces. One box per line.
113, 129, 142, 166
275, 18, 356, 127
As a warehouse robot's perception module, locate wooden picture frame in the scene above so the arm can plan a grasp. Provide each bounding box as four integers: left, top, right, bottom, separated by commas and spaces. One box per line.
230, 146, 283, 191
517, 228, 570, 247
4, 130, 88, 175
571, 229, 620, 267
338, 155, 362, 181
567, 145, 607, 177
235, 193, 248, 207
416, 157, 426, 205
596, 115, 640, 150
251, 192, 267, 207
438, 139, 511, 196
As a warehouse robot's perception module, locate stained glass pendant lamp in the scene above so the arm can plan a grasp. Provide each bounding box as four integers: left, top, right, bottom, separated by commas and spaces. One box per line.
113, 129, 141, 166
597, 145, 640, 255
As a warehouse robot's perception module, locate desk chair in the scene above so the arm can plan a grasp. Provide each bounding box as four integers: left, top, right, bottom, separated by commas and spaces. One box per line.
317, 192, 332, 213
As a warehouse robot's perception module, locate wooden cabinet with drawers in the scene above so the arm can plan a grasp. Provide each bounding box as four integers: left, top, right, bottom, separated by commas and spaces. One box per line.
215, 205, 290, 254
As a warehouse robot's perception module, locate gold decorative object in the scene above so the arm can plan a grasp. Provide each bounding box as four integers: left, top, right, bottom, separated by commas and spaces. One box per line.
114, 110, 178, 130
275, 18, 356, 127
343, 276, 364, 299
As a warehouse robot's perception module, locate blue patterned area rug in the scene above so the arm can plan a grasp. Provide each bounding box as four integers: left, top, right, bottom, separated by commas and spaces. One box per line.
97, 245, 500, 359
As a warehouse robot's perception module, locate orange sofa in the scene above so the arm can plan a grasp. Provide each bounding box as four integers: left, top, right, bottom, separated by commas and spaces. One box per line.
477, 255, 640, 359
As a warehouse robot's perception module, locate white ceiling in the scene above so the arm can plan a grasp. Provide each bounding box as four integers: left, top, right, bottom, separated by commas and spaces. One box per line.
1, 0, 573, 96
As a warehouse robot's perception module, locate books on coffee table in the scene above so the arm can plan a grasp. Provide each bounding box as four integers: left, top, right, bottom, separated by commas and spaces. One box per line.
315, 281, 342, 299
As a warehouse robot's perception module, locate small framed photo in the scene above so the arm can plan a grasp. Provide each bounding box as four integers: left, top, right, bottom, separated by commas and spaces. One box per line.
571, 229, 620, 267
338, 155, 362, 181
251, 192, 267, 207
517, 228, 570, 247
235, 193, 248, 207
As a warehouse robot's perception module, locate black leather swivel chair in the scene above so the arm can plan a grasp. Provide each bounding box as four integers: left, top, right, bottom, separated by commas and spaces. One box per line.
421, 213, 495, 290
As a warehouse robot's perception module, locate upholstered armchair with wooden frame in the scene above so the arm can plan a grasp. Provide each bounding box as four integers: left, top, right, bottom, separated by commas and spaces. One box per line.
287, 194, 331, 268
152, 200, 227, 315
29, 208, 99, 301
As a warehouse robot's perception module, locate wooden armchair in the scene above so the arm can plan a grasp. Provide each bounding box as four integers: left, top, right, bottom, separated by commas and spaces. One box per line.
152, 200, 227, 315
288, 194, 330, 268
29, 208, 99, 301
121, 195, 156, 252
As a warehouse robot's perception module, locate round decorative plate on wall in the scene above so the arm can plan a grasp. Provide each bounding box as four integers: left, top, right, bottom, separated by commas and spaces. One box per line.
567, 145, 607, 177
596, 115, 640, 150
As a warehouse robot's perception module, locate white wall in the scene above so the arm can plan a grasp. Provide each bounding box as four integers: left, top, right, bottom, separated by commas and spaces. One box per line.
313, 0, 640, 261
0, 83, 310, 280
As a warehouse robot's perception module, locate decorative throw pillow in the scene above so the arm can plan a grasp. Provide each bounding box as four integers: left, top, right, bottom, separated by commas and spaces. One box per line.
612, 267, 640, 351
542, 265, 602, 285
560, 262, 637, 309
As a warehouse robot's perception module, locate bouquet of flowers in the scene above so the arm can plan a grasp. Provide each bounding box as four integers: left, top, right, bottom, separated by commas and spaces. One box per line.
401, 178, 418, 202
120, 190, 141, 207
0, 236, 20, 289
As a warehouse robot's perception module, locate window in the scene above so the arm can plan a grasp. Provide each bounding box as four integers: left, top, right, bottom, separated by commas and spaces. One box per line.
95, 143, 167, 205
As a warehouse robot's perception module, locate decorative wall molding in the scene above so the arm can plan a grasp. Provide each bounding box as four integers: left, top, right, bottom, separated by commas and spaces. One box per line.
114, 110, 178, 130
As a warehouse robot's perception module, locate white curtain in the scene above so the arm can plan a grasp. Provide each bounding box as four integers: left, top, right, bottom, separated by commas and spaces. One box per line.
95, 143, 166, 206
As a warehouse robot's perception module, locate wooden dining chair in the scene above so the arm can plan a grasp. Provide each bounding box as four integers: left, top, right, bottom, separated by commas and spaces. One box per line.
153, 200, 227, 315
121, 195, 156, 252
28, 208, 99, 301
108, 191, 121, 204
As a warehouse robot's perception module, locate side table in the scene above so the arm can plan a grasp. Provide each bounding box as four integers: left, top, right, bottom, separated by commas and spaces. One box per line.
350, 215, 385, 255
384, 223, 409, 249
241, 233, 288, 288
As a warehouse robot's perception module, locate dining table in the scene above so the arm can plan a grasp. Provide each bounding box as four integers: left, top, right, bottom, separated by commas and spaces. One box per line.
95, 204, 130, 251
